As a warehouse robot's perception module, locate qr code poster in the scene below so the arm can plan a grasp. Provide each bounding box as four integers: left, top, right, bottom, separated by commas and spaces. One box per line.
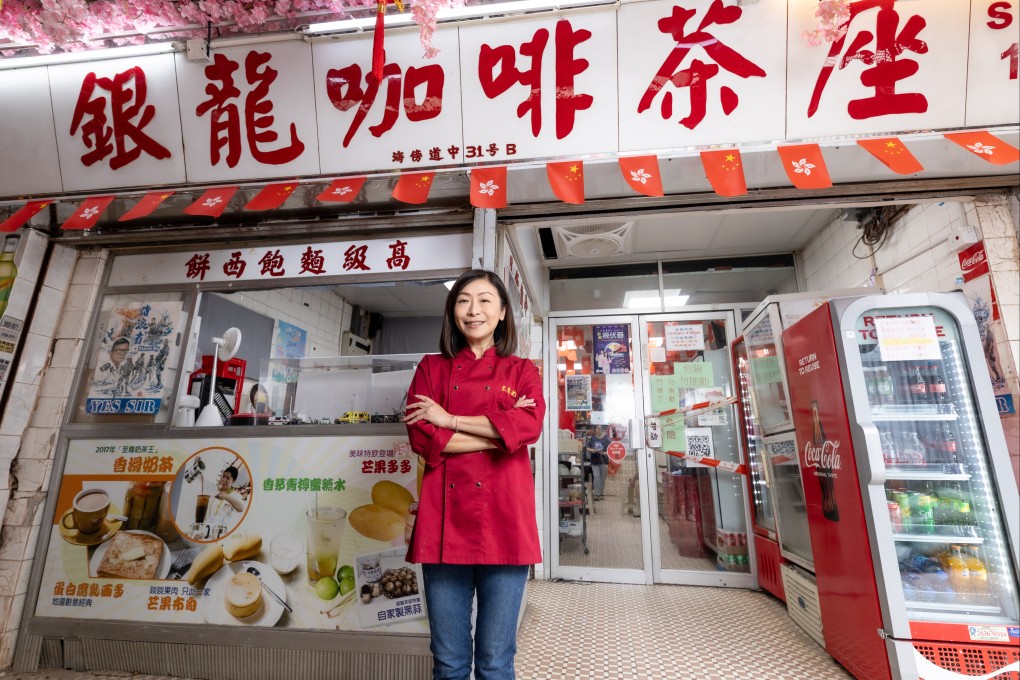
684, 427, 714, 462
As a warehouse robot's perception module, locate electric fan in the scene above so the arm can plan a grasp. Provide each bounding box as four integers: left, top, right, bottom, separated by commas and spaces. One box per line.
194, 327, 242, 427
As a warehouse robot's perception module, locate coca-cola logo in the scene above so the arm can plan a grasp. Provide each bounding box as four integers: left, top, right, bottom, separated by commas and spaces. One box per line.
961, 251, 986, 271
804, 440, 842, 470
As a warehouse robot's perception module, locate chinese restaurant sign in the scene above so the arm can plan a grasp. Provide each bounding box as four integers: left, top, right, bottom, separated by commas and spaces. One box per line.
105, 232, 470, 286
0, 0, 1017, 198
37, 436, 427, 633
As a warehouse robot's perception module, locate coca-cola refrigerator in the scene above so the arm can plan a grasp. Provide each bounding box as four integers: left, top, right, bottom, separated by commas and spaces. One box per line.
783, 293, 1020, 680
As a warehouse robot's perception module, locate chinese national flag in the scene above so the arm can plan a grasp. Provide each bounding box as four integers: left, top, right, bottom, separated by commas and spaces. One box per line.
392, 172, 435, 204
317, 177, 366, 203
776, 144, 832, 189
945, 131, 1020, 165
547, 161, 585, 204
245, 182, 298, 211
183, 186, 239, 218
470, 167, 508, 209
857, 137, 923, 175
0, 200, 51, 233
700, 149, 746, 197
61, 195, 116, 230
619, 155, 664, 197
119, 191, 174, 221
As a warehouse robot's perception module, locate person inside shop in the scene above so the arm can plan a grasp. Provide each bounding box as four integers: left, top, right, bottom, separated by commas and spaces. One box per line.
207, 466, 246, 531
403, 269, 545, 680
586, 424, 611, 501
249, 383, 271, 415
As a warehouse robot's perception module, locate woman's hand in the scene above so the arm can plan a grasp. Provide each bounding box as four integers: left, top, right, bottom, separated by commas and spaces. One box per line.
404, 394, 454, 429
514, 394, 536, 409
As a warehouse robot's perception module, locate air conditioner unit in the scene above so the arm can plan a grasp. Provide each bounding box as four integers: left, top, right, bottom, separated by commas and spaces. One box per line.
552, 220, 635, 259
341, 331, 372, 356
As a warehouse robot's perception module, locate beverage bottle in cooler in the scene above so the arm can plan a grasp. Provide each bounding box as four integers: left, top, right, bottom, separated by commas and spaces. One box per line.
964, 547, 990, 601
899, 431, 926, 465
944, 545, 971, 597
809, 401, 840, 522
908, 365, 929, 404
914, 493, 937, 534
875, 366, 895, 405
893, 490, 913, 533
928, 363, 949, 412
880, 430, 899, 465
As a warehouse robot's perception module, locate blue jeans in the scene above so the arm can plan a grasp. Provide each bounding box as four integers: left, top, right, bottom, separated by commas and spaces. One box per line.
422, 563, 529, 680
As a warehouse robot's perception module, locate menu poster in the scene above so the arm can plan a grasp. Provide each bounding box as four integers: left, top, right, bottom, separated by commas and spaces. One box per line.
0, 315, 23, 393
85, 302, 184, 415
565, 374, 592, 411
593, 324, 630, 375
36, 436, 427, 634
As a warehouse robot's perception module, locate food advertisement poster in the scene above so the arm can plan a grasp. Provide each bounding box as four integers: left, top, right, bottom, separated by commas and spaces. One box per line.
593, 324, 630, 375
85, 302, 183, 415
37, 436, 428, 634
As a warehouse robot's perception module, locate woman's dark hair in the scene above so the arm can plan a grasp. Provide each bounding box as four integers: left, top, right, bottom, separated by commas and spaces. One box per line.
440, 269, 517, 359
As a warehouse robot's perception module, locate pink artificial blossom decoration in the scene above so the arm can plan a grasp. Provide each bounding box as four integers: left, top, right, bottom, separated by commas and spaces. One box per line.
801, 0, 850, 47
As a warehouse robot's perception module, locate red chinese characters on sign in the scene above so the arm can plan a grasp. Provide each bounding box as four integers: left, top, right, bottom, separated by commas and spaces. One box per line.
344, 245, 370, 271
259, 249, 286, 277
808, 0, 929, 119
478, 19, 593, 139
223, 252, 247, 279
387, 239, 410, 270
186, 253, 212, 281
325, 57, 445, 148
183, 240, 415, 279
638, 1, 765, 130
69, 67, 172, 169
301, 247, 327, 275
196, 51, 306, 167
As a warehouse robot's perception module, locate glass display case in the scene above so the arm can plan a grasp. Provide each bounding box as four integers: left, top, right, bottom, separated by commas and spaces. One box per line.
256, 354, 424, 426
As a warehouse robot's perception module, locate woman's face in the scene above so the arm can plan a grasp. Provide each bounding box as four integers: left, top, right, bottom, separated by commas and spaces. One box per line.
595, 426, 604, 438
454, 277, 505, 347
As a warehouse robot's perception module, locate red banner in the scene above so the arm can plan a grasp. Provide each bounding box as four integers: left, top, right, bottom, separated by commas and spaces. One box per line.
245, 183, 298, 211
700, 149, 746, 197
618, 155, 664, 197
546, 161, 585, 204
61, 196, 116, 230
119, 191, 174, 222
945, 131, 1020, 165
1, 200, 51, 233
469, 167, 508, 209
317, 177, 366, 203
856, 137, 923, 174
776, 144, 832, 189
392, 172, 435, 204
183, 187, 239, 218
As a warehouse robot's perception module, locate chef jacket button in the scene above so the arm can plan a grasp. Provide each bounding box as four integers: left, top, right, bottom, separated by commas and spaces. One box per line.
476, 481, 482, 487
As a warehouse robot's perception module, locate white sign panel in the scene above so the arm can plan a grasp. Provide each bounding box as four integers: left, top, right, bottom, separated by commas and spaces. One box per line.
618, 0, 786, 150
105, 232, 471, 287
48, 54, 187, 192
875, 316, 941, 362
459, 10, 619, 163
176, 41, 321, 183
787, 0, 971, 138
0, 68, 62, 196
314, 28, 463, 174
966, 1, 1020, 126
665, 322, 705, 351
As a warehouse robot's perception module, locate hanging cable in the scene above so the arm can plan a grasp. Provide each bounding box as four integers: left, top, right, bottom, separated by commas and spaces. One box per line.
851, 205, 912, 260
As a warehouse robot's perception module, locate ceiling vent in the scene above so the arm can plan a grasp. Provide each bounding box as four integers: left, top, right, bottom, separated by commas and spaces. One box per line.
552, 221, 635, 259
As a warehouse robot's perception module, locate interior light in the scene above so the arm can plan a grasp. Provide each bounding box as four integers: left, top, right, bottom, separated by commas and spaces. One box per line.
0, 41, 181, 70
624, 289, 687, 309
561, 340, 577, 350
443, 280, 456, 290
306, 12, 415, 34
557, 363, 567, 371
573, 363, 582, 370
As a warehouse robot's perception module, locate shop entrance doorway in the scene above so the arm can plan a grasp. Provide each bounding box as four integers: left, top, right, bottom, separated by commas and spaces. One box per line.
548, 310, 754, 588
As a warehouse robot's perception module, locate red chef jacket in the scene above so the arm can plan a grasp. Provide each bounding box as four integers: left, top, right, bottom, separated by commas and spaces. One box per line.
405, 346, 545, 565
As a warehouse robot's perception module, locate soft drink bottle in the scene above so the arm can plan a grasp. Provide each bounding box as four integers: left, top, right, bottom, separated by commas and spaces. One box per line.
944, 545, 971, 599
809, 401, 840, 522
880, 430, 899, 465
875, 366, 895, 404
964, 547, 990, 601
899, 431, 926, 465
928, 363, 949, 412
908, 365, 929, 403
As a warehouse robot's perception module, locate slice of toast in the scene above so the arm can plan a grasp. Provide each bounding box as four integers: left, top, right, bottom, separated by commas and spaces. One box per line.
97, 532, 163, 579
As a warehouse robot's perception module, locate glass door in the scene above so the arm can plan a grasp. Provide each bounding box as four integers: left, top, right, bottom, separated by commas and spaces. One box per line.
733, 337, 777, 541
549, 311, 753, 588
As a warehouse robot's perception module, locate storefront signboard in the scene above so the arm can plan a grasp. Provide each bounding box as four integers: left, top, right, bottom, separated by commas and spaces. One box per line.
36, 436, 427, 634
105, 232, 470, 287
1, 0, 1015, 197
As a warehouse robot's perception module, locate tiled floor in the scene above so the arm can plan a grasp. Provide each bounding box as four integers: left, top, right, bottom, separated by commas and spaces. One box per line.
1, 580, 853, 680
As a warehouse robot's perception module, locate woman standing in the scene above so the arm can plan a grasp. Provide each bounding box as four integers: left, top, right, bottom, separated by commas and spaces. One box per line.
585, 424, 611, 500
404, 269, 545, 680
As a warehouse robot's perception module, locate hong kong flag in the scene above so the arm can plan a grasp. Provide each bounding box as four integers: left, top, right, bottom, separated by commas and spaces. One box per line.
470, 167, 508, 209
183, 186, 239, 218
61, 195, 116, 230
700, 149, 746, 197
776, 144, 832, 189
245, 182, 298, 211
546, 161, 585, 204
317, 177, 366, 203
392, 172, 435, 205
856, 137, 923, 175
619, 155, 664, 197
119, 191, 174, 222
0, 200, 51, 233
945, 131, 1020, 165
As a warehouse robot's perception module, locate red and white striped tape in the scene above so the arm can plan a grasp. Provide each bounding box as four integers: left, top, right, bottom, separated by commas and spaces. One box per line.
661, 449, 748, 475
